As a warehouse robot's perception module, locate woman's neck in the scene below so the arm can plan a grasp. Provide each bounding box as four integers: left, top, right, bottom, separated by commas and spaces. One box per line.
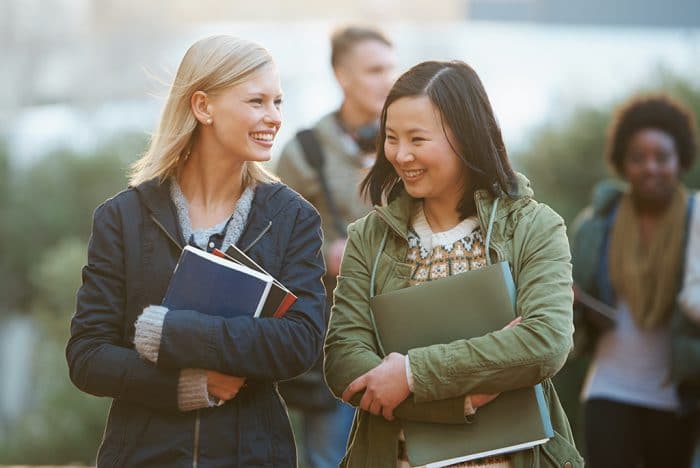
631, 191, 676, 246
422, 200, 462, 233
178, 145, 245, 228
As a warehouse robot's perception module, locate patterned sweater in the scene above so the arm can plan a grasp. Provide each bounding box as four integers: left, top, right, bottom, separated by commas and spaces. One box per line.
401, 206, 511, 468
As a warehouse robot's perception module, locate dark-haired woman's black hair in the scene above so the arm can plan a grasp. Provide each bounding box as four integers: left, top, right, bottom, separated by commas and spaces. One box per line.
607, 94, 697, 176
360, 60, 518, 219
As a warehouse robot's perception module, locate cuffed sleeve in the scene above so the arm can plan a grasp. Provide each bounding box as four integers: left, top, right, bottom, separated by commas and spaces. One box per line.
134, 305, 168, 363
405, 355, 415, 392
177, 368, 219, 411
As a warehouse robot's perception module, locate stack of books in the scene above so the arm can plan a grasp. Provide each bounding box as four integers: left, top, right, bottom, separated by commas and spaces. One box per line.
163, 244, 296, 319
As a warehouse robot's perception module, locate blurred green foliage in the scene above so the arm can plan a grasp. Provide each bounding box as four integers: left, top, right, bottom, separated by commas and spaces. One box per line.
0, 134, 145, 464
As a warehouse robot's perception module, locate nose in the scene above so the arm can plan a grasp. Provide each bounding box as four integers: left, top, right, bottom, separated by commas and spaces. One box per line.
394, 146, 415, 165
264, 105, 282, 128
641, 156, 660, 174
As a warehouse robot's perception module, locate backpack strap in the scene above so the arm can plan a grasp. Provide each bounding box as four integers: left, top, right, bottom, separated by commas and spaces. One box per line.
296, 129, 347, 238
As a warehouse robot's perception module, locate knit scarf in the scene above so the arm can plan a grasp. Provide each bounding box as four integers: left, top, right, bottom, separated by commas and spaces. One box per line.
608, 185, 687, 329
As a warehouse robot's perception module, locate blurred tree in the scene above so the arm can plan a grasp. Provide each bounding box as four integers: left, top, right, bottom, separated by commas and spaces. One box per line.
0, 134, 143, 464
0, 238, 109, 464
0, 134, 144, 312
516, 69, 700, 225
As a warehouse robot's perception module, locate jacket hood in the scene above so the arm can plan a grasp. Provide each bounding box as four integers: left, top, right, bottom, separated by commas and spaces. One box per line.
588, 179, 626, 215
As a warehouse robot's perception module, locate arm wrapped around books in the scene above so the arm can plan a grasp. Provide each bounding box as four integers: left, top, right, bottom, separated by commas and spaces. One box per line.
66, 200, 182, 412
152, 201, 327, 381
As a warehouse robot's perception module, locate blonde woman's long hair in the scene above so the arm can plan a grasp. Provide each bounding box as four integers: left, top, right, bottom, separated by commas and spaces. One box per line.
129, 35, 279, 187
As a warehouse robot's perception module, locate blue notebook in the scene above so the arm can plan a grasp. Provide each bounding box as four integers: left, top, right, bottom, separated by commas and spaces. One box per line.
163, 245, 273, 318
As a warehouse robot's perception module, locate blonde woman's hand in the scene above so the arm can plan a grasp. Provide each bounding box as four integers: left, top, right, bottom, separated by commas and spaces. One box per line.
342, 352, 409, 421
207, 370, 246, 401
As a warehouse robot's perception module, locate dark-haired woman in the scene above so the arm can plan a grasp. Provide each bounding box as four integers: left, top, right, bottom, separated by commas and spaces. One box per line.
571, 94, 699, 468
324, 60, 583, 468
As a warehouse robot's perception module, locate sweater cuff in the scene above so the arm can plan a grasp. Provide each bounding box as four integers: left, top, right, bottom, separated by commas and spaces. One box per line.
178, 368, 219, 411
134, 305, 168, 364
405, 355, 415, 392
464, 395, 476, 416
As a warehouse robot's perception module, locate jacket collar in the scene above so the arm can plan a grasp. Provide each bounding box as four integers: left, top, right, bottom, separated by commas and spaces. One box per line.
132, 177, 288, 251
132, 178, 185, 249
373, 172, 535, 240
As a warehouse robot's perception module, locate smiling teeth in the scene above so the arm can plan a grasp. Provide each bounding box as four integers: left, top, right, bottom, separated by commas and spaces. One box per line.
404, 170, 424, 177
252, 133, 274, 141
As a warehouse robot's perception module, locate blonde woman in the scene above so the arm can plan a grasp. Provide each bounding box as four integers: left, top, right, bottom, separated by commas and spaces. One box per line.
66, 36, 325, 467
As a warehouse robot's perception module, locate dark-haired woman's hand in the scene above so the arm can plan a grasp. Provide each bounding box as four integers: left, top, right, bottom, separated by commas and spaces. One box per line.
342, 352, 410, 421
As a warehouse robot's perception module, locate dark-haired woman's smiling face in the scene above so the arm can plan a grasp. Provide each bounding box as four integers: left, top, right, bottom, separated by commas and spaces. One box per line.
384, 95, 466, 208
623, 128, 680, 205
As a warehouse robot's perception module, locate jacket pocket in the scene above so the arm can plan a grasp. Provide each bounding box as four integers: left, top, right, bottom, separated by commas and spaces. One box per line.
539, 430, 584, 468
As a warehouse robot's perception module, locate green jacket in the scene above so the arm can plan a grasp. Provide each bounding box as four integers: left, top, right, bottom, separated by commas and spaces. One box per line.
325, 174, 583, 467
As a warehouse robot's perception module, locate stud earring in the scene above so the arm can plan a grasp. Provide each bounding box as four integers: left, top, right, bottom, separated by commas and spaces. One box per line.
206, 118, 213, 125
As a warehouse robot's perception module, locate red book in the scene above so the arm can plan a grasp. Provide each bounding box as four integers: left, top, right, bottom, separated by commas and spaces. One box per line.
213, 247, 297, 318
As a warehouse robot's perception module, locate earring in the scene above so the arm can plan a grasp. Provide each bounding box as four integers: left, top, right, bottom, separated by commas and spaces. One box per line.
206, 118, 212, 125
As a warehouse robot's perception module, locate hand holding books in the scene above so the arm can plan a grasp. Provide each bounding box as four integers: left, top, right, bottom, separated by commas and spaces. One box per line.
342, 351, 410, 421
207, 371, 246, 402
342, 314, 523, 423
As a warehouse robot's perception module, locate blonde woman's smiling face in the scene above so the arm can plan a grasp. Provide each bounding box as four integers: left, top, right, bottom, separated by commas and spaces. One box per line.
207, 64, 283, 162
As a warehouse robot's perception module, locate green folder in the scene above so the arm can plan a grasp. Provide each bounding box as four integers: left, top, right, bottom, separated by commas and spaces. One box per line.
370, 261, 553, 467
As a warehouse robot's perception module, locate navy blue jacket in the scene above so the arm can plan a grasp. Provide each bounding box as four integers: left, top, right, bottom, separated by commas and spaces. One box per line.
66, 178, 326, 467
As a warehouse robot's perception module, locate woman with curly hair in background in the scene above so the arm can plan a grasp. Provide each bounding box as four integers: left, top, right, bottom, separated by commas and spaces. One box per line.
571, 94, 699, 468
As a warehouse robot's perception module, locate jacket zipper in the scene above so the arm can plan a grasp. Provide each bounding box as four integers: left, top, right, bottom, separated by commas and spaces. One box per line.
150, 215, 184, 251
241, 220, 272, 252
193, 410, 200, 468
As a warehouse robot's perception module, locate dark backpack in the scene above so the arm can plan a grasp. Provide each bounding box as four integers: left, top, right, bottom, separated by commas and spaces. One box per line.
296, 129, 346, 238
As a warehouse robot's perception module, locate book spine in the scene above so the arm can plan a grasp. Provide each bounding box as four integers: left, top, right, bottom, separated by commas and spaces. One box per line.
273, 293, 298, 318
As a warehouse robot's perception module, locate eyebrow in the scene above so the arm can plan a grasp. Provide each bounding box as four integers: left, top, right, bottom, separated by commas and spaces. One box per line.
246, 92, 284, 99
386, 126, 429, 133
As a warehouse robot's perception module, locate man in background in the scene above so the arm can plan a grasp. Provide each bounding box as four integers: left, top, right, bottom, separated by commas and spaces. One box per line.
276, 25, 397, 468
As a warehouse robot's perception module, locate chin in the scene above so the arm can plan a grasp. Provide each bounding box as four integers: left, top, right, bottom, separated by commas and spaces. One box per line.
404, 187, 426, 199
247, 152, 272, 162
